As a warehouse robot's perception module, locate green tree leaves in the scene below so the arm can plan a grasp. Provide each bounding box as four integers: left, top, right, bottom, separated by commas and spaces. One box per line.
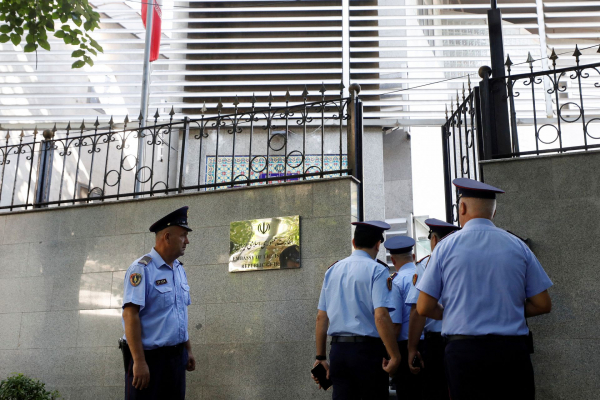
0, 0, 102, 69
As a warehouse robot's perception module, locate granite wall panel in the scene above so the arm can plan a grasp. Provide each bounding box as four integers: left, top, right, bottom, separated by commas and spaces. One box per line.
0, 177, 357, 399
482, 152, 600, 400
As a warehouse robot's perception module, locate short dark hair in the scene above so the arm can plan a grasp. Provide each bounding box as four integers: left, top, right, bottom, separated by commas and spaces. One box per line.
354, 226, 383, 248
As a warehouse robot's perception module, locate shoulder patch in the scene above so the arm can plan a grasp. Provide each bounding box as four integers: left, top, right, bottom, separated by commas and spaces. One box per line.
412, 273, 418, 286
416, 255, 430, 264
130, 273, 142, 287
138, 255, 152, 266
387, 272, 398, 291
328, 260, 340, 270
377, 259, 390, 269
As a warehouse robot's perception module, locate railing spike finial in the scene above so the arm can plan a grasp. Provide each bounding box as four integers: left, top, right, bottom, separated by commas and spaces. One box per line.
94, 117, 100, 127
153, 109, 160, 120
456, 90, 460, 108
339, 79, 345, 95
123, 115, 129, 126
526, 52, 535, 71
302, 84, 309, 101
33, 126, 38, 137
138, 111, 144, 122
20, 130, 25, 139
109, 116, 114, 128
66, 122, 71, 132
549, 48, 558, 67
573, 45, 582, 65
233, 95, 240, 107
169, 105, 175, 116
320, 82, 326, 96
445, 104, 448, 119
5, 132, 9, 141
52, 123, 57, 133
217, 98, 223, 113
80, 120, 86, 130
251, 93, 257, 106
201, 101, 207, 114
285, 88, 291, 103
462, 83, 466, 101
268, 91, 274, 105
450, 99, 454, 114
505, 54, 513, 74
468, 74, 472, 91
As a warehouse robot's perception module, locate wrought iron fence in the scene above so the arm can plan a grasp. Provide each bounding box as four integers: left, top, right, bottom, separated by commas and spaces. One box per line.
500, 46, 600, 157
441, 79, 483, 224
0, 85, 364, 213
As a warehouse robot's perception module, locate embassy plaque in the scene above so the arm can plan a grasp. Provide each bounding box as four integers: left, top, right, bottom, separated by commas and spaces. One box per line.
229, 215, 300, 272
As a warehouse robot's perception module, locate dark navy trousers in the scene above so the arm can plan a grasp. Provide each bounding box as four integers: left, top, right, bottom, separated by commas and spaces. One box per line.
395, 340, 425, 400
329, 342, 389, 400
422, 334, 449, 400
444, 337, 534, 400
125, 346, 188, 400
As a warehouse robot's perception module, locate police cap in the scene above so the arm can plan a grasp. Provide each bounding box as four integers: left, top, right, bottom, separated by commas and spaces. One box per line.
384, 235, 415, 255
453, 178, 504, 200
352, 221, 391, 244
425, 218, 461, 239
149, 206, 193, 233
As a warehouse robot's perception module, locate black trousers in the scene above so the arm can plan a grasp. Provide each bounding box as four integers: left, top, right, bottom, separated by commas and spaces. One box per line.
444, 337, 534, 400
329, 341, 389, 400
125, 345, 188, 400
395, 340, 425, 400
422, 333, 449, 400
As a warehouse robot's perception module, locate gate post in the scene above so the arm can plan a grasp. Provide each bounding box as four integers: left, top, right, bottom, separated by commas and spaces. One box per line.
441, 125, 453, 223
487, 0, 513, 157
347, 83, 364, 221
35, 128, 55, 207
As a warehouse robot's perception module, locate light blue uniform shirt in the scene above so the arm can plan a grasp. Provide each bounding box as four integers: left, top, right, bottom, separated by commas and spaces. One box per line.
390, 262, 424, 341
122, 248, 191, 350
417, 218, 553, 336
406, 256, 443, 333
318, 250, 395, 337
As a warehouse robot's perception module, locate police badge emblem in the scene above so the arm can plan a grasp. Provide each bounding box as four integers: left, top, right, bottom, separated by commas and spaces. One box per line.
412, 273, 418, 286
130, 273, 142, 287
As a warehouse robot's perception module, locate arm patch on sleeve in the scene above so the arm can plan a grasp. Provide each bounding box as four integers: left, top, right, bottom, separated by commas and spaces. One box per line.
387, 272, 398, 291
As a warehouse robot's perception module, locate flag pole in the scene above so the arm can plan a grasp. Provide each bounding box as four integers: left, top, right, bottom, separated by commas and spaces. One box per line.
136, 0, 154, 196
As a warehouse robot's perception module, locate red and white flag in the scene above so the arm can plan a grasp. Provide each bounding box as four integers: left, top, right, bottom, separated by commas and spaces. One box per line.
141, 0, 162, 62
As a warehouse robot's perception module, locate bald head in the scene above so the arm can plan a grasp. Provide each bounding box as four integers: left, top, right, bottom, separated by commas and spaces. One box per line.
459, 196, 496, 226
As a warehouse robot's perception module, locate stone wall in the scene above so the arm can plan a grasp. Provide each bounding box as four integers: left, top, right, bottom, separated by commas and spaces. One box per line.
0, 177, 358, 400
481, 152, 600, 400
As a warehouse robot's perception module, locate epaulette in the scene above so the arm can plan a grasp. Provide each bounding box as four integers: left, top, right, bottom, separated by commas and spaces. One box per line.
327, 260, 340, 270
376, 259, 390, 269
138, 255, 152, 266
387, 272, 397, 291
439, 229, 457, 242
507, 230, 531, 248
416, 255, 430, 264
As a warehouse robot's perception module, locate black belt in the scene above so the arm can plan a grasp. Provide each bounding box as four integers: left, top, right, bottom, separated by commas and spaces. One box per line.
425, 332, 442, 340
331, 336, 382, 343
446, 334, 528, 343
123, 340, 185, 357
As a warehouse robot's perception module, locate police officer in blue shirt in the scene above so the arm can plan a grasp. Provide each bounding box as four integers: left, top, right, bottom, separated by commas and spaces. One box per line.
313, 221, 401, 399
405, 219, 460, 400
121, 206, 196, 400
385, 236, 424, 400
416, 178, 553, 400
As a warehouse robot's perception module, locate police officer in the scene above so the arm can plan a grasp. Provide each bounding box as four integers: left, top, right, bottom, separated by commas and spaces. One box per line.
313, 221, 401, 399
385, 236, 424, 400
405, 219, 460, 400
121, 206, 196, 400
416, 178, 553, 400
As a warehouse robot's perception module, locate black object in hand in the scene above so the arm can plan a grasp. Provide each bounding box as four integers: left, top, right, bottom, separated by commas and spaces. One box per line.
412, 355, 421, 368
311, 363, 333, 390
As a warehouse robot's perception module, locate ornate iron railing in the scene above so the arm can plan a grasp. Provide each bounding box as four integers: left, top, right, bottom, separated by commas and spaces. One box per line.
501, 47, 600, 157
0, 86, 363, 213
441, 80, 484, 224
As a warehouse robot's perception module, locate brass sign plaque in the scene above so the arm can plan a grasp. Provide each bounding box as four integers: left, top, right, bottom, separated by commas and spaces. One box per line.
229, 215, 300, 272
